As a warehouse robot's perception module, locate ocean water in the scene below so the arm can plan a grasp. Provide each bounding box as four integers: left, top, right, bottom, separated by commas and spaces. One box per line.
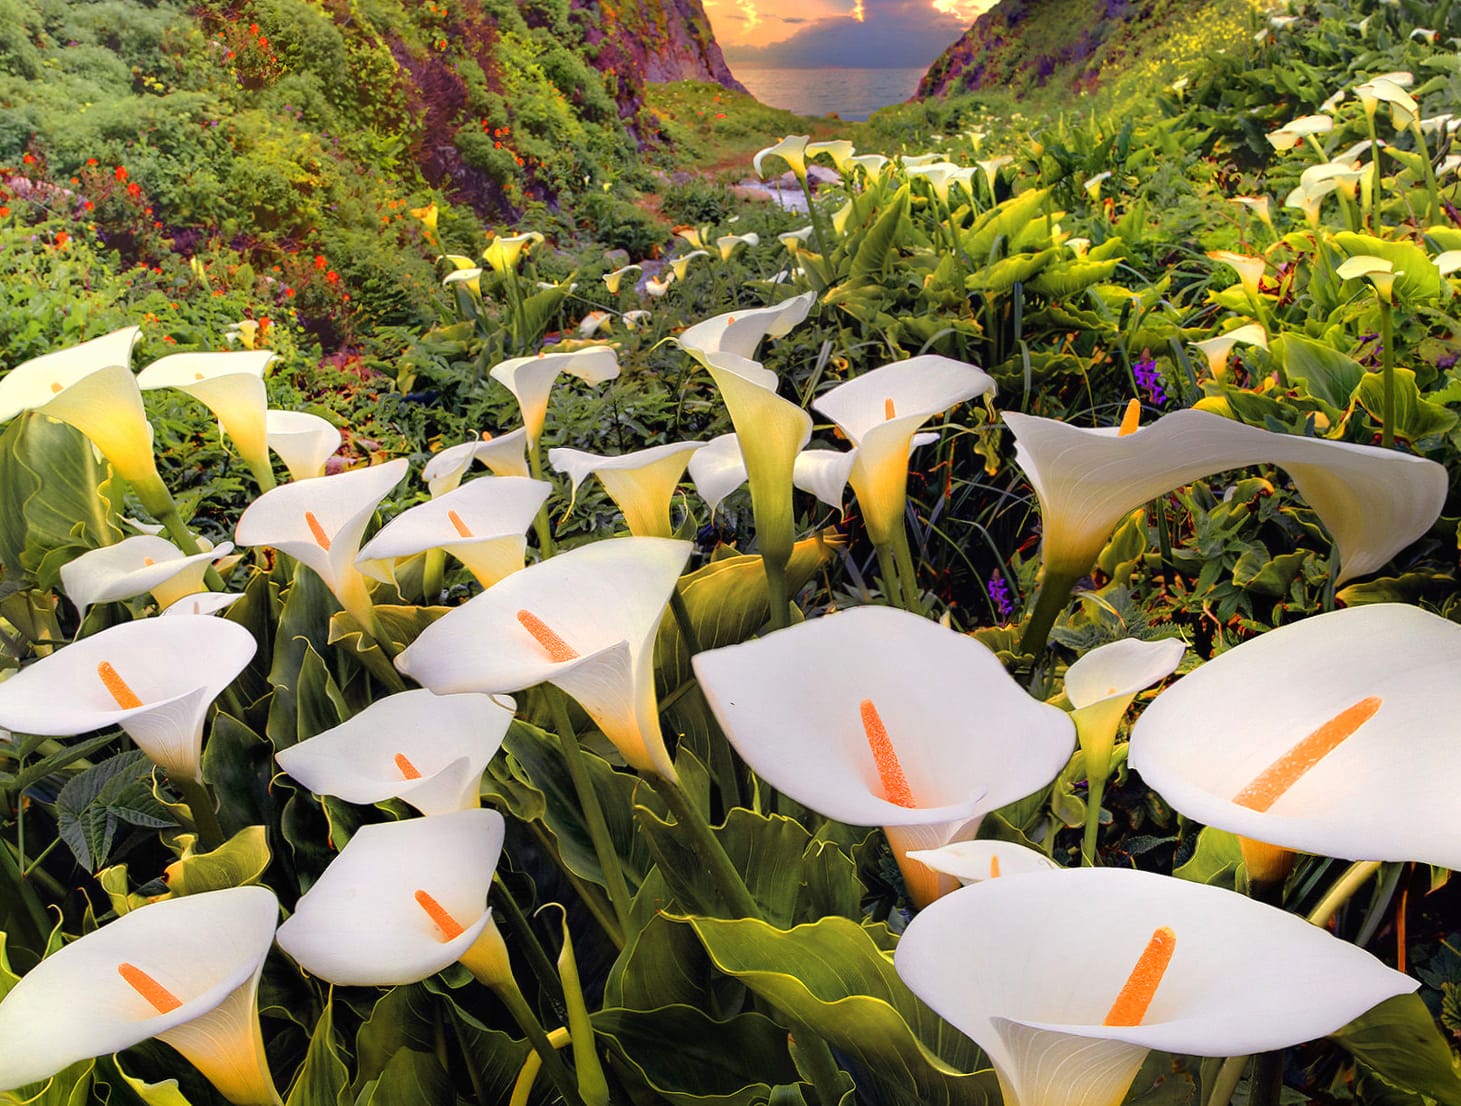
729, 65, 926, 122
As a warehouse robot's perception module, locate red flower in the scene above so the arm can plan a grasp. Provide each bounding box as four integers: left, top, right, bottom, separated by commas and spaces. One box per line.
285, 287, 296, 297
324, 270, 339, 284
0, 206, 9, 217
126, 182, 141, 197
258, 36, 269, 47
54, 231, 69, 247
249, 22, 259, 34
86, 158, 98, 167
114, 166, 128, 181
84, 200, 94, 211
22, 153, 34, 165
314, 254, 327, 269
162, 335, 176, 343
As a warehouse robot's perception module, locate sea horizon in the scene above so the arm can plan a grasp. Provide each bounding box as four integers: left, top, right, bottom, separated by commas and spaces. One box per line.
727, 63, 927, 121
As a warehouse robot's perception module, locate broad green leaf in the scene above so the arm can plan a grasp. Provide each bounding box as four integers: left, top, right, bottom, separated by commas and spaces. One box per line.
1275, 333, 1363, 409
605, 911, 741, 1014
967, 248, 1056, 295
294, 645, 347, 745
1027, 257, 1123, 298
356, 1048, 451, 1106
201, 713, 274, 838
596, 1005, 801, 1105
56, 750, 172, 871
162, 825, 270, 895
106, 1056, 195, 1106
964, 188, 1049, 260
849, 185, 910, 283
327, 604, 446, 689
1334, 232, 1444, 302
1332, 994, 1461, 1106
0, 1060, 95, 1106
265, 567, 338, 750
1173, 826, 1243, 890
351, 984, 438, 1099
286, 998, 349, 1106
684, 914, 995, 1106
1337, 572, 1456, 606
1352, 367, 1459, 442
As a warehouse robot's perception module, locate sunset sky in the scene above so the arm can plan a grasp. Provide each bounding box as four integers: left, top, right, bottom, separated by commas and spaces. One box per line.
705, 0, 996, 67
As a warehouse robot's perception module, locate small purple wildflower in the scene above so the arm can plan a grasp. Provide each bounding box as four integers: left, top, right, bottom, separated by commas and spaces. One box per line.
1132, 355, 1168, 406
987, 572, 1015, 622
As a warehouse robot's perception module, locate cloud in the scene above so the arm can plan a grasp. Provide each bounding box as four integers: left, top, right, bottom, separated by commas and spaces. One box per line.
721, 0, 980, 68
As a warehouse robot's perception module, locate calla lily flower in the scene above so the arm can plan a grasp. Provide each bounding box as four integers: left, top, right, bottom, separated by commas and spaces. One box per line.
397, 537, 692, 781
548, 441, 705, 538
235, 458, 409, 633
355, 475, 549, 588
481, 232, 544, 275
275, 690, 513, 815
847, 153, 890, 180
579, 310, 612, 338
0, 616, 256, 782
1285, 178, 1337, 226
162, 591, 246, 618
1130, 604, 1461, 875
1206, 251, 1267, 300
276, 809, 505, 987
1229, 195, 1273, 230
670, 250, 710, 281
265, 410, 341, 481
646, 271, 675, 297
717, 232, 760, 262
423, 429, 531, 496
60, 535, 233, 617
1355, 77, 1418, 128
677, 292, 817, 361
603, 264, 642, 295
1336, 254, 1397, 302
0, 327, 172, 506
777, 227, 815, 255
136, 351, 276, 489
754, 135, 810, 180
899, 153, 944, 169
1004, 406, 1446, 589
0, 886, 282, 1105
1083, 171, 1113, 199
905, 839, 1060, 885
693, 606, 1074, 906
674, 225, 710, 250
687, 433, 749, 514
896, 868, 1416, 1106
489, 347, 620, 448
1266, 114, 1333, 151
811, 355, 995, 546
806, 139, 856, 173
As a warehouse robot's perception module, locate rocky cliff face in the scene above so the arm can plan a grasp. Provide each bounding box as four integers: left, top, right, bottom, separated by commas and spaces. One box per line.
577, 0, 746, 91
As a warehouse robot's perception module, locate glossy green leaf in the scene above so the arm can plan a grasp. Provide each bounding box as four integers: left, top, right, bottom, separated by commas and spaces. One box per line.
1173, 826, 1243, 890
1352, 367, 1459, 442
285, 997, 348, 1106
0, 1059, 96, 1106
849, 185, 910, 283
1334, 232, 1444, 302
162, 825, 270, 895
1332, 994, 1461, 1106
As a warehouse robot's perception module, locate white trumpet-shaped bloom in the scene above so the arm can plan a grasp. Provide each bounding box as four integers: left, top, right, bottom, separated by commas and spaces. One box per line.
235, 458, 408, 630
687, 432, 750, 514
1190, 323, 1267, 378
896, 868, 1416, 1106
275, 809, 504, 987
905, 839, 1060, 886
754, 134, 810, 179
1129, 604, 1461, 869
275, 690, 514, 815
136, 351, 275, 485
489, 348, 620, 447
1003, 408, 1446, 584
693, 606, 1074, 905
548, 441, 705, 538
811, 355, 995, 545
60, 535, 233, 617
422, 428, 531, 495
1065, 637, 1186, 777
162, 591, 246, 618
0, 886, 282, 1105
0, 616, 256, 781
397, 537, 692, 780
677, 292, 817, 361
264, 410, 341, 481
355, 475, 550, 588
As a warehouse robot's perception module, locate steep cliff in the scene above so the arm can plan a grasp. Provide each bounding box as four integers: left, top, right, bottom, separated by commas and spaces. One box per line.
579, 0, 746, 91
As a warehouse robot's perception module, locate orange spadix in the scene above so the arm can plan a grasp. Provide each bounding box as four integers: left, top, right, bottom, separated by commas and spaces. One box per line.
989, 855, 1001, 879
516, 610, 579, 662
414, 889, 465, 941
394, 753, 422, 780
1118, 399, 1141, 437
884, 397, 897, 420
118, 962, 183, 1014
447, 510, 473, 538
860, 698, 915, 807
98, 661, 143, 709
1104, 925, 1176, 1026
305, 511, 331, 551
1233, 697, 1382, 812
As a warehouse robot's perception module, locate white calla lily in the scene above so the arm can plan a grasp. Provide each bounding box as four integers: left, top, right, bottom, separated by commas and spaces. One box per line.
0, 887, 282, 1105
693, 606, 1074, 905
753, 135, 810, 179
896, 868, 1416, 1106
1191, 323, 1267, 378
905, 839, 1060, 885
677, 292, 817, 361
423, 428, 531, 496
1130, 604, 1461, 874
356, 475, 549, 588
60, 535, 233, 617
1206, 251, 1267, 299
811, 355, 995, 545
847, 153, 890, 180
805, 139, 856, 173
397, 537, 692, 781
716, 232, 760, 262
688, 433, 749, 514
275, 690, 513, 815
161, 592, 246, 618
235, 458, 408, 633
0, 616, 255, 782
276, 809, 505, 987
264, 410, 341, 481
670, 250, 710, 281
603, 264, 642, 295
481, 232, 543, 275
136, 351, 276, 489
489, 347, 620, 448
548, 441, 705, 538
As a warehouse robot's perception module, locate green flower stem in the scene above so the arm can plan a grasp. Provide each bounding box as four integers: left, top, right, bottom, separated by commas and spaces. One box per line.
1205, 1055, 1249, 1106
421, 547, 446, 606
1081, 772, 1107, 867
668, 587, 704, 657
526, 445, 557, 559
528, 822, 623, 948
1378, 297, 1395, 448
646, 770, 762, 920
547, 688, 634, 939
1248, 1050, 1285, 1106
796, 171, 832, 264
1408, 120, 1442, 228
890, 526, 924, 613
1018, 565, 1085, 658
1307, 859, 1383, 929
490, 874, 568, 1017
873, 543, 903, 608
1365, 110, 1383, 232
154, 503, 226, 592
482, 973, 588, 1106
245, 458, 277, 494
763, 554, 791, 633
171, 774, 225, 852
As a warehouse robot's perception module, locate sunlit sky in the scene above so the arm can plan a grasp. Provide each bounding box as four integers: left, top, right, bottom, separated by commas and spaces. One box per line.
706, 0, 996, 67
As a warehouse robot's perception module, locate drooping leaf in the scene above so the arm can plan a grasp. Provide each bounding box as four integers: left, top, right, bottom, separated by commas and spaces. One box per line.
162, 825, 270, 895
56, 750, 174, 871
1332, 994, 1461, 1106
285, 997, 349, 1106
1173, 826, 1244, 891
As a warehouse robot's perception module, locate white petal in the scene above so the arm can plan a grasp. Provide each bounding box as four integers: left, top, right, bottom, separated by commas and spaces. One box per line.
687, 433, 748, 513
677, 292, 817, 361
0, 327, 141, 422
489, 348, 620, 445
792, 448, 857, 510
1064, 638, 1185, 709
161, 592, 247, 618
264, 410, 341, 481
905, 839, 1061, 885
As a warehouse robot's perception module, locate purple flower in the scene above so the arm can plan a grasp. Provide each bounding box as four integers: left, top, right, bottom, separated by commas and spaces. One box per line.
1132, 356, 1167, 406
987, 572, 1015, 622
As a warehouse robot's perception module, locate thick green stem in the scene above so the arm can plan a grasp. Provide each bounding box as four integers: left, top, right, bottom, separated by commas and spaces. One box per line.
527, 446, 557, 559
1378, 298, 1395, 449
646, 771, 762, 920
1205, 1055, 1249, 1106
668, 587, 703, 657
763, 555, 791, 633
1365, 111, 1383, 232
1018, 566, 1084, 657
890, 526, 924, 613
1409, 120, 1442, 227
873, 543, 903, 608
485, 977, 588, 1106
422, 547, 446, 605
546, 689, 634, 940
1081, 772, 1107, 867
1249, 1050, 1285, 1106
1308, 860, 1383, 929
171, 775, 224, 852
490, 875, 568, 1016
